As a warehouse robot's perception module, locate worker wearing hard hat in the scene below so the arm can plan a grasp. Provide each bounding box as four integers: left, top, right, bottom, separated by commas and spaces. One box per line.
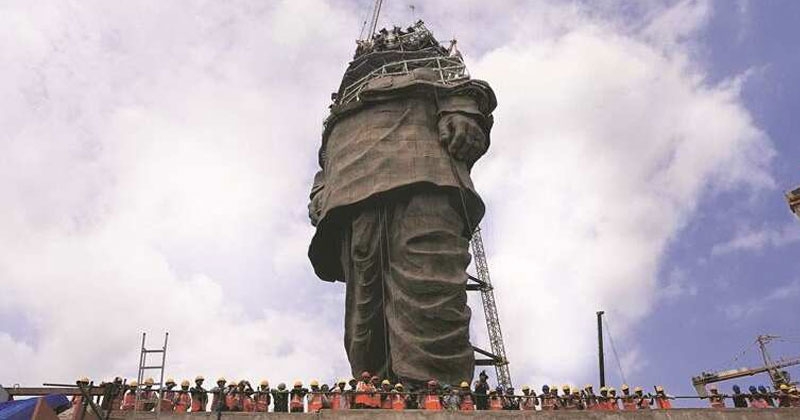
559, 384, 573, 410
70, 377, 91, 420
540, 385, 555, 410
459, 381, 475, 411
253, 380, 271, 412
271, 383, 289, 412
519, 385, 536, 411
488, 387, 503, 410
607, 387, 619, 410
224, 379, 239, 411
777, 383, 792, 408
289, 380, 308, 412
582, 384, 597, 410
423, 380, 443, 410
391, 383, 408, 410
121, 380, 137, 411
160, 378, 177, 412
789, 386, 800, 408
379, 379, 393, 409
140, 378, 157, 411
174, 380, 192, 413
330, 379, 349, 410
707, 385, 726, 409
473, 370, 489, 410
190, 376, 207, 412
620, 384, 636, 410
210, 377, 227, 412
354, 371, 375, 408
654, 385, 672, 409
308, 380, 324, 413
634, 386, 652, 410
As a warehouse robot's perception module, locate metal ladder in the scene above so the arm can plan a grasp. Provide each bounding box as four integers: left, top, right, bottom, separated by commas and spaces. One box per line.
134, 332, 169, 415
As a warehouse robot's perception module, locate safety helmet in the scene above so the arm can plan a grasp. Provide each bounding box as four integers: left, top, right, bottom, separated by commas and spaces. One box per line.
395, 383, 404, 390
571, 388, 579, 395
195, 376, 204, 382
542, 385, 550, 392
608, 387, 616, 393
361, 371, 371, 379
621, 384, 629, 390
129, 380, 138, 387
634, 386, 643, 392
709, 385, 718, 391
278, 383, 286, 390
78, 377, 90, 384
144, 378, 155, 386
599, 386, 607, 393
585, 384, 593, 390
217, 377, 226, 384
655, 385, 664, 392
461, 382, 470, 388
310, 380, 319, 387
521, 385, 530, 391
550, 385, 558, 392
428, 380, 438, 387
228, 380, 236, 387
181, 380, 190, 387
780, 384, 789, 390
239, 380, 247, 385
338, 379, 347, 385
293, 380, 302, 387
260, 380, 269, 387
165, 378, 175, 385
381, 379, 391, 386
562, 384, 570, 390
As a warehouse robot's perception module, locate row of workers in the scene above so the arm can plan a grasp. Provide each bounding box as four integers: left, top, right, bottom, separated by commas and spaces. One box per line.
724, 383, 800, 408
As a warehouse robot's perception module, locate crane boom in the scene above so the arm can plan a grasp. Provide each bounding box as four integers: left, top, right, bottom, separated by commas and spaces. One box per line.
692, 357, 800, 396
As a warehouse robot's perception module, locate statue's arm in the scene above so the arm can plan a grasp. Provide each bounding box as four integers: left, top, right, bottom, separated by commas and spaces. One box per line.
436, 93, 494, 165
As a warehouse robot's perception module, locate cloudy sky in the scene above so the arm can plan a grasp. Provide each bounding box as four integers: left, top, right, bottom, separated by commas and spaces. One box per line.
2, 0, 799, 403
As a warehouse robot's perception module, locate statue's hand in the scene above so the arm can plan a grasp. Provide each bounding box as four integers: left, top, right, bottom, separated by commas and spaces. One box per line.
438, 113, 488, 163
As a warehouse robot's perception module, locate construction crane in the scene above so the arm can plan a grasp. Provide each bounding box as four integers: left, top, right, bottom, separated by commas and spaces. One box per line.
787, 185, 800, 220
692, 335, 800, 396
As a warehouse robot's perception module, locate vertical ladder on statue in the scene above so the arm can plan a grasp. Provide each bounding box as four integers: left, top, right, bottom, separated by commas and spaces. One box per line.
134, 332, 169, 415
467, 227, 513, 389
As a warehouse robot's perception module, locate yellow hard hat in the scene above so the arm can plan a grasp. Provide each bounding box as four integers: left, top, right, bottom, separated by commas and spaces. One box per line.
780, 384, 789, 390
181, 380, 190, 387
310, 380, 319, 387
608, 387, 616, 392
293, 380, 302, 387
195, 376, 204, 381
585, 384, 593, 389
381, 379, 391, 386
78, 377, 90, 384
461, 382, 470, 388
621, 384, 629, 390
550, 385, 557, 391
655, 385, 664, 392
634, 386, 643, 392
260, 380, 269, 387
228, 379, 237, 386
571, 388, 579, 394
395, 383, 404, 390
165, 378, 175, 385
145, 378, 155, 385
600, 386, 607, 392
129, 380, 138, 387
217, 377, 226, 383
562, 384, 570, 390
338, 379, 347, 385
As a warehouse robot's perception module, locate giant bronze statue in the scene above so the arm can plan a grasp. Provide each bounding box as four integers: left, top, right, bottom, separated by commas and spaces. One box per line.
308, 22, 496, 386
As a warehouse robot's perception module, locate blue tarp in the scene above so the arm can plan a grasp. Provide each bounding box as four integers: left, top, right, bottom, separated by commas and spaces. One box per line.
0, 395, 70, 420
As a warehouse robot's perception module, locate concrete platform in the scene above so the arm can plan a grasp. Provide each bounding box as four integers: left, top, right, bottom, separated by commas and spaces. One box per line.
113, 409, 800, 420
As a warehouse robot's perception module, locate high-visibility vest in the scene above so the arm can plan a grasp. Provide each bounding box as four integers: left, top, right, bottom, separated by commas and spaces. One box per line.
460, 394, 475, 411
380, 391, 393, 409
709, 395, 725, 409
330, 390, 347, 410
371, 387, 382, 408
424, 394, 442, 410
521, 395, 536, 410
541, 396, 554, 410
622, 396, 637, 411
608, 397, 619, 410
309, 392, 324, 412
489, 396, 503, 410
636, 396, 651, 409
70, 396, 83, 420
121, 392, 136, 411
160, 390, 176, 412
254, 392, 270, 412
391, 393, 406, 410
355, 382, 372, 407
174, 392, 191, 412
225, 393, 239, 411
290, 391, 305, 411
656, 396, 672, 409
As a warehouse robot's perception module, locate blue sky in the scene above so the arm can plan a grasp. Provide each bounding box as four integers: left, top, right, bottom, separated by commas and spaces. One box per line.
1, 0, 798, 406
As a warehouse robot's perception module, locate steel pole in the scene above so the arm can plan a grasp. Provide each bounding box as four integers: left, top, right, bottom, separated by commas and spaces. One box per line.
597, 311, 606, 387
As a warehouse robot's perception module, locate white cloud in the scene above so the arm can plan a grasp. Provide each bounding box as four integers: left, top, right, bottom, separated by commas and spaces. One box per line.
0, 0, 774, 390
712, 223, 800, 255
719, 280, 800, 321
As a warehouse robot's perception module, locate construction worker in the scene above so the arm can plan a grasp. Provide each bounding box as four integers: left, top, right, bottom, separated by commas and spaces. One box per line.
379, 380, 393, 409
575, 387, 587, 410
160, 378, 177, 412
460, 382, 475, 411
174, 380, 192, 413
443, 385, 461, 411
473, 370, 489, 410
121, 380, 137, 411
620, 385, 636, 411
289, 380, 308, 413
747, 385, 768, 408
596, 386, 609, 410
406, 385, 420, 409
354, 372, 374, 409
210, 377, 227, 412
503, 387, 520, 410
560, 385, 574, 410
730, 385, 748, 408
789, 386, 800, 407
308, 380, 324, 413
140, 378, 157, 411
190, 376, 207, 412
321, 384, 332, 410
391, 384, 407, 410
607, 387, 619, 410
239, 380, 255, 412
777, 384, 792, 407
253, 380, 271, 412
369, 376, 382, 408
549, 385, 560, 409
488, 388, 503, 411
634, 387, 652, 410
707, 385, 726, 408
423, 380, 443, 410
330, 379, 348, 410
582, 384, 597, 410
540, 385, 555, 410
271, 383, 289, 413
519, 385, 535, 411
758, 385, 776, 407
224, 379, 239, 411
654, 385, 672, 409
99, 377, 124, 414
70, 377, 90, 420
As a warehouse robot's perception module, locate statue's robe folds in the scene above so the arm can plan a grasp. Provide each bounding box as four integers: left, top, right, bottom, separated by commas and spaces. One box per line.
308, 69, 496, 385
